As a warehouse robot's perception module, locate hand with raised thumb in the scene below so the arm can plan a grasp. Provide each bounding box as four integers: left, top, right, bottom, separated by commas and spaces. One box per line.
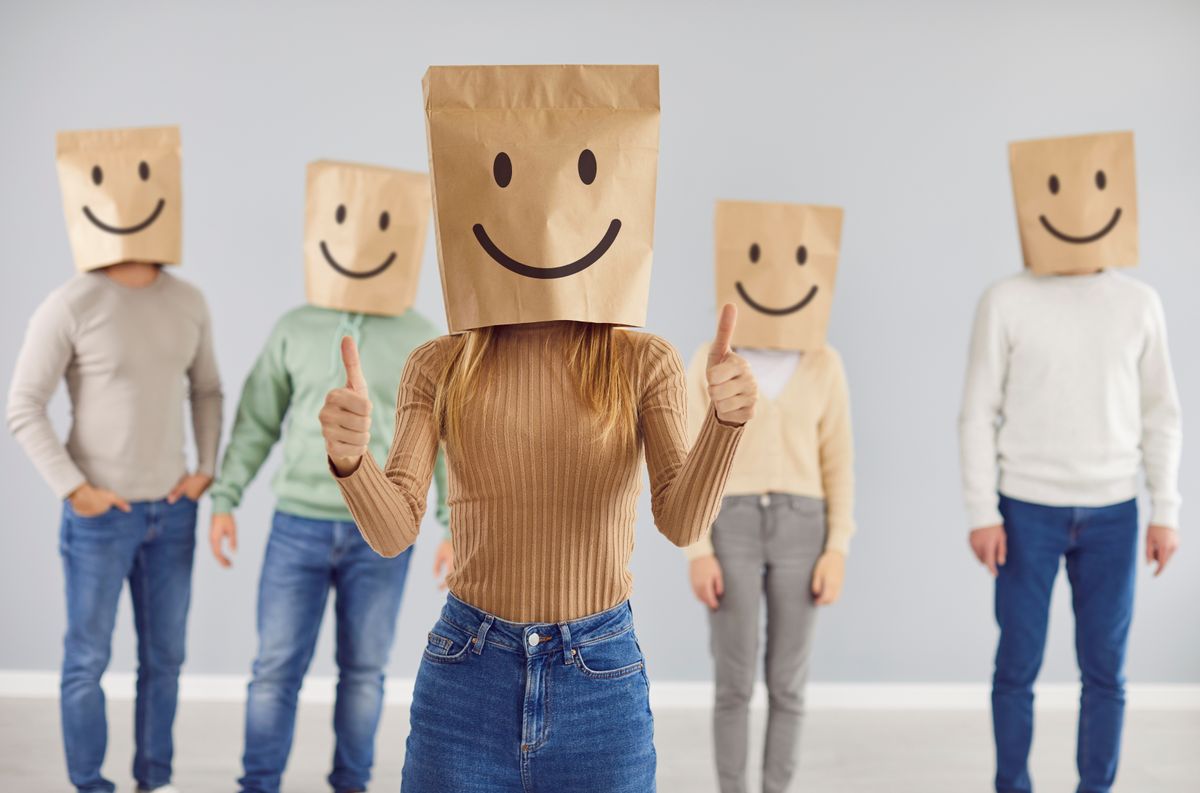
705, 304, 757, 426
321, 336, 373, 476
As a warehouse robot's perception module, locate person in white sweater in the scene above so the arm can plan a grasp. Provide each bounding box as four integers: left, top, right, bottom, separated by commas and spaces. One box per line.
959, 131, 1182, 793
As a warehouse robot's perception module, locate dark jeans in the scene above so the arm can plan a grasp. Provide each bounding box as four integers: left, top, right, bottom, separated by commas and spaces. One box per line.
59, 497, 198, 793
401, 594, 656, 792
993, 494, 1138, 793
238, 511, 412, 793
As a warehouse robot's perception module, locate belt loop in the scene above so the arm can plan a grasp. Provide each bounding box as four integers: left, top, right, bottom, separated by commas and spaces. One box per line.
473, 615, 494, 655
559, 622, 574, 666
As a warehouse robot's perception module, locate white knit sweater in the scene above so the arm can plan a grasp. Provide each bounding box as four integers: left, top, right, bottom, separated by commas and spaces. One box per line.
958, 270, 1182, 529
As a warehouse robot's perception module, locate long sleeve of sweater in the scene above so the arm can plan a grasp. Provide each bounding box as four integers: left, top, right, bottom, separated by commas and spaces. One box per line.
333, 340, 440, 558
682, 348, 719, 560
640, 337, 744, 548
188, 295, 224, 477
819, 350, 855, 553
1139, 291, 1183, 528
958, 287, 1007, 529
209, 321, 292, 515
6, 293, 88, 498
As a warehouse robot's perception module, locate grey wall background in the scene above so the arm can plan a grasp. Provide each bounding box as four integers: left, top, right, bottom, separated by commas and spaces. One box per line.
1, 0, 1197, 684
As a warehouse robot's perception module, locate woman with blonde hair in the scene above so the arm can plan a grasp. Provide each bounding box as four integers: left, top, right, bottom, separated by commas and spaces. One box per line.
321, 302, 754, 790
320, 62, 757, 792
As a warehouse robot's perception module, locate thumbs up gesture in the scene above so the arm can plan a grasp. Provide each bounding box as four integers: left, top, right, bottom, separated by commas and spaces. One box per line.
706, 304, 757, 426
321, 336, 373, 476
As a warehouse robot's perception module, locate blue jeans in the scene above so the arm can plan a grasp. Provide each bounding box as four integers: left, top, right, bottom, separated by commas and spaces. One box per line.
401, 594, 656, 793
993, 495, 1138, 793
239, 511, 412, 793
59, 498, 198, 793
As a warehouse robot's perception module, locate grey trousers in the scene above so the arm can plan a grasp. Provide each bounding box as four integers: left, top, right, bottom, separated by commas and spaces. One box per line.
709, 493, 826, 793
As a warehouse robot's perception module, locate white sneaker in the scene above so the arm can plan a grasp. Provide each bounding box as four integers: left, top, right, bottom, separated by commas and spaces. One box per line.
136, 786, 181, 793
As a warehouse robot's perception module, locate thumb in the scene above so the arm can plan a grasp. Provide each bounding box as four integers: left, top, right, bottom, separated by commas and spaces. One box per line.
708, 303, 737, 368
341, 336, 367, 394
110, 492, 132, 513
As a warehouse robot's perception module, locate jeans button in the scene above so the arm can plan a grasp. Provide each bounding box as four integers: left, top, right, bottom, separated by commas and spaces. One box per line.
527, 633, 540, 647
759, 494, 770, 508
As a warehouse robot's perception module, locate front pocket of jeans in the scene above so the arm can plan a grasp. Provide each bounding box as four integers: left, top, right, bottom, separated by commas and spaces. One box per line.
70, 504, 117, 521
421, 629, 473, 665
572, 631, 645, 681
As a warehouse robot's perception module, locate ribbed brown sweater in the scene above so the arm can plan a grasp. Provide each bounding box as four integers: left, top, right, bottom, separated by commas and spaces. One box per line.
335, 322, 743, 622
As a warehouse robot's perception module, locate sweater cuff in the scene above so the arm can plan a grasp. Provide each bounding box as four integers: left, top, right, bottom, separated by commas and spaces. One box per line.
1150, 500, 1181, 530
683, 535, 715, 561
966, 501, 1003, 531
210, 494, 237, 516
699, 407, 745, 458
824, 525, 854, 555
51, 468, 89, 501
330, 454, 390, 512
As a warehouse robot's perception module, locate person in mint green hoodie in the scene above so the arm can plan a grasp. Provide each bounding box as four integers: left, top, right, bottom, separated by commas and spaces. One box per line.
208, 161, 450, 793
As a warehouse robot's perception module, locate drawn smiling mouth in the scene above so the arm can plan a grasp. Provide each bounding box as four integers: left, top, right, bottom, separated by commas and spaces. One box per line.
319, 242, 397, 279
1039, 208, 1122, 244
472, 219, 622, 279
736, 282, 819, 316
82, 199, 166, 235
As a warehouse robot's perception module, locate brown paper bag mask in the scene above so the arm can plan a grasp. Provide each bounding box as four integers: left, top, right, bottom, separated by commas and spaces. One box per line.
423, 65, 660, 332
56, 126, 182, 272
304, 161, 430, 316
715, 200, 843, 351
1009, 131, 1137, 275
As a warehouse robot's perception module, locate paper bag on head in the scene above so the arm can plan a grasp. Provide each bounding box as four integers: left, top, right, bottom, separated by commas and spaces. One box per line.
304, 161, 430, 316
56, 125, 182, 272
423, 65, 660, 332
1009, 131, 1137, 275
715, 200, 843, 352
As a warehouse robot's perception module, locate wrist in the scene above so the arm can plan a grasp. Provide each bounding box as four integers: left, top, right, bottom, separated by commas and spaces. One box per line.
329, 455, 363, 478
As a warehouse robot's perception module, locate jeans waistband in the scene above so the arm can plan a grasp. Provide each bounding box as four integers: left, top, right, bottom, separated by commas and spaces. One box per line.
441, 593, 635, 659
723, 492, 823, 508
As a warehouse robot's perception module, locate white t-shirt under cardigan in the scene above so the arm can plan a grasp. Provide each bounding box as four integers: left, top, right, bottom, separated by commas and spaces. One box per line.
958, 270, 1181, 530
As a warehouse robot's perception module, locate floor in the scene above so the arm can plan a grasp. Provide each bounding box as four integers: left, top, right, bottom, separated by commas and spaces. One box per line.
2, 699, 1197, 792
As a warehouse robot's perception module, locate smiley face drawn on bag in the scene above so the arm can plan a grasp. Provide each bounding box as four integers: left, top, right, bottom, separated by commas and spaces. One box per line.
81, 160, 166, 235
734, 241, 820, 316
303, 161, 430, 317
1008, 131, 1138, 275
1038, 169, 1121, 244
471, 148, 621, 279
714, 200, 843, 351
423, 64, 660, 332
319, 201, 397, 279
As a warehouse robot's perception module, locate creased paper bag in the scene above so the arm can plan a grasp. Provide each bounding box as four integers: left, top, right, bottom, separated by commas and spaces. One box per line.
1010, 131, 1137, 275
423, 65, 660, 332
715, 200, 843, 351
304, 161, 430, 316
56, 125, 182, 272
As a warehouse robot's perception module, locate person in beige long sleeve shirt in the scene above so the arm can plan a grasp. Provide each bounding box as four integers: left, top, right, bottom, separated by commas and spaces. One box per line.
5, 125, 222, 793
